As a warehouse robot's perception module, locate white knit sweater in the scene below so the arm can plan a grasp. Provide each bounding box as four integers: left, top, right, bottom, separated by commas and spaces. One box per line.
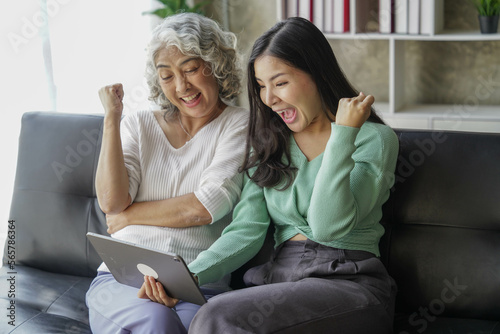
98, 106, 248, 290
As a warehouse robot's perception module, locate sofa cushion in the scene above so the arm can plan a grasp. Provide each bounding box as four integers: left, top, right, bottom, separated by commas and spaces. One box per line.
4, 112, 108, 277
381, 130, 500, 324
0, 265, 93, 333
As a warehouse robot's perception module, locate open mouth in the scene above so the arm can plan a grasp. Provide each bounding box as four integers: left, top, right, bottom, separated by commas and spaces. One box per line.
276, 108, 297, 124
181, 93, 201, 106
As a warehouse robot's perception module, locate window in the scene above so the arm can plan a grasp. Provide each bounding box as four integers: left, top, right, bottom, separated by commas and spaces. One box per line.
0, 0, 155, 254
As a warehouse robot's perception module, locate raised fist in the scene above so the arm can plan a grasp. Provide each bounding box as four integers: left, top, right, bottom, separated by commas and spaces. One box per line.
98, 83, 124, 118
335, 92, 374, 128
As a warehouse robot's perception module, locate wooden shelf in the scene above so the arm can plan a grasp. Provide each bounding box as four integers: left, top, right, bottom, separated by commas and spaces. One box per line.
277, 0, 500, 132
324, 30, 500, 41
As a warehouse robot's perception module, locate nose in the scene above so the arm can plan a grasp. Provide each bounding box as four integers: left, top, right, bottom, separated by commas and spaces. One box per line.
263, 88, 279, 107
175, 75, 189, 94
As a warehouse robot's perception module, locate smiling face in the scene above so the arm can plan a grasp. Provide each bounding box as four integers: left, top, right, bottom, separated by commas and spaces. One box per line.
254, 55, 330, 134
156, 46, 221, 119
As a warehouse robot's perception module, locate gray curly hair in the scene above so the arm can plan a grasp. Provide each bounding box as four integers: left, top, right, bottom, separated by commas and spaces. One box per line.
145, 12, 242, 114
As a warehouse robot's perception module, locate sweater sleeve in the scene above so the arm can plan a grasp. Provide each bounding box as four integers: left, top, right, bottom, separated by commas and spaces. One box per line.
307, 123, 399, 242
120, 113, 142, 203
194, 109, 248, 223
188, 173, 271, 286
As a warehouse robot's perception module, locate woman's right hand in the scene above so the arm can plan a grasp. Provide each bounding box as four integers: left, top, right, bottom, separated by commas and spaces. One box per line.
95, 83, 130, 214
138, 276, 180, 308
98, 83, 124, 119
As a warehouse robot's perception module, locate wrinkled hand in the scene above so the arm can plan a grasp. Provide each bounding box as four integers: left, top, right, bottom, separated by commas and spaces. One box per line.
138, 276, 179, 308
98, 83, 124, 119
335, 92, 374, 128
105, 212, 129, 234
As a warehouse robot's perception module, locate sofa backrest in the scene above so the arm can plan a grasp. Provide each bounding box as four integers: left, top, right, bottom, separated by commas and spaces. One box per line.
380, 130, 500, 320
5, 112, 500, 316
4, 112, 108, 277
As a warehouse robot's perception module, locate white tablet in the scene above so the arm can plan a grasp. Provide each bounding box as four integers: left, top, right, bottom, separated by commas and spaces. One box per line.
87, 232, 207, 305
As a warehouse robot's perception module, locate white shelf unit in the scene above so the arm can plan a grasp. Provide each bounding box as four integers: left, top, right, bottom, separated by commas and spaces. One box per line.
276, 0, 500, 132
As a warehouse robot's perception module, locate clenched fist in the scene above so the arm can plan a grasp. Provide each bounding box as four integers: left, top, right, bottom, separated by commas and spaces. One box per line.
98, 83, 124, 119
335, 92, 374, 128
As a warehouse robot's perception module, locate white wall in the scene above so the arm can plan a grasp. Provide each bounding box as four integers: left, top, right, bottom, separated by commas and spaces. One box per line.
0, 0, 155, 258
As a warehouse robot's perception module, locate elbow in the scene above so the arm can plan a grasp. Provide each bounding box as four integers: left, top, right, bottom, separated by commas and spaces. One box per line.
190, 216, 212, 227
99, 206, 124, 216
97, 201, 124, 215
187, 193, 214, 226
97, 193, 130, 215
189, 207, 213, 227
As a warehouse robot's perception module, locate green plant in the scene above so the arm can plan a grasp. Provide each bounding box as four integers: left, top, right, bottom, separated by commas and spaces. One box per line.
143, 0, 212, 18
472, 0, 500, 16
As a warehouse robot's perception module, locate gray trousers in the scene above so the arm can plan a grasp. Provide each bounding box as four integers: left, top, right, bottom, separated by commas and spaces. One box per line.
189, 239, 396, 334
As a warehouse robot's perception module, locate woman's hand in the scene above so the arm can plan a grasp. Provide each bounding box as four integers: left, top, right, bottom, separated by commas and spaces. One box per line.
138, 276, 179, 308
105, 212, 130, 234
98, 83, 124, 119
335, 92, 375, 128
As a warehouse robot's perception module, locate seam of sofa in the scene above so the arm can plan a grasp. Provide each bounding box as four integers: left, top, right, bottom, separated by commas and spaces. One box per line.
86, 200, 99, 277
86, 119, 104, 276
25, 111, 105, 120
8, 310, 91, 333
92, 119, 104, 198
45, 277, 87, 316
489, 321, 500, 334
394, 221, 500, 232
8, 311, 42, 332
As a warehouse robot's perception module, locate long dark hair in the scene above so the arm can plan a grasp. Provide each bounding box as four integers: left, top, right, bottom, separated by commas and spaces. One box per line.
242, 17, 385, 189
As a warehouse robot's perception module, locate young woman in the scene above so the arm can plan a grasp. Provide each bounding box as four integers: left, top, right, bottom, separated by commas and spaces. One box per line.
86, 13, 247, 334
145, 16, 399, 333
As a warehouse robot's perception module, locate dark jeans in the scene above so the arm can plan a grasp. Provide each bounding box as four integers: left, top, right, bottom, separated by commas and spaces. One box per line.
189, 239, 397, 334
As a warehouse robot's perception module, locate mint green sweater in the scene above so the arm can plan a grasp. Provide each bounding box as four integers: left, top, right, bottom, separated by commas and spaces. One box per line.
188, 122, 399, 286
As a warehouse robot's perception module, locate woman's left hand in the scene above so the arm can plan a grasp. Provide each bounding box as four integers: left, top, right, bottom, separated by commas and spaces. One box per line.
335, 92, 375, 128
105, 212, 130, 234
138, 276, 179, 308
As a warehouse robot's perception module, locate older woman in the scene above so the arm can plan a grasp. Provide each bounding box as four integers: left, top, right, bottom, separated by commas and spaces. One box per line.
85, 13, 247, 334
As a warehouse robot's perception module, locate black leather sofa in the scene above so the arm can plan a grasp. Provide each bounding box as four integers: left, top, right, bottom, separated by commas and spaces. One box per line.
1, 112, 499, 333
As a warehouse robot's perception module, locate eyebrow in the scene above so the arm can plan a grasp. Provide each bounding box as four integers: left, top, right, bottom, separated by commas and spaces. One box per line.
156, 57, 199, 69
255, 73, 286, 82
